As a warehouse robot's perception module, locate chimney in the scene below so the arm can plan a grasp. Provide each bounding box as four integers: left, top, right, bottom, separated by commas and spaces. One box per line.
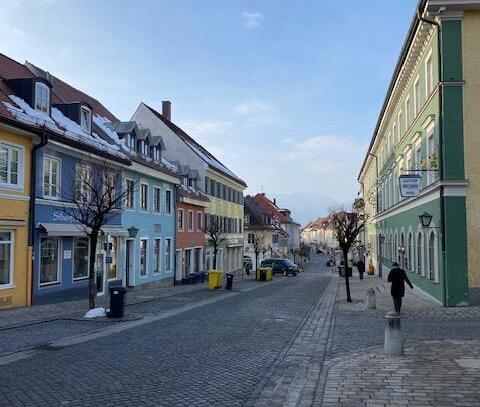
162, 101, 171, 121
273, 198, 277, 206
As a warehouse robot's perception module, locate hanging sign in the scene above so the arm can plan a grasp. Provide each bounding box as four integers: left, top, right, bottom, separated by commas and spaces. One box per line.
399, 175, 421, 197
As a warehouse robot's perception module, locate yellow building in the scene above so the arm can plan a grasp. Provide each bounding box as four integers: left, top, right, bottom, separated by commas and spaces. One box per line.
0, 125, 35, 309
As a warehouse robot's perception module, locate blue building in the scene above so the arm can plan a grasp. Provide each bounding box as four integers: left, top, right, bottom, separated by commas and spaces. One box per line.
104, 121, 181, 289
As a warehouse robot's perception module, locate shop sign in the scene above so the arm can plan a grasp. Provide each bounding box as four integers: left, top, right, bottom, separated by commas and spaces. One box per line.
399, 175, 421, 197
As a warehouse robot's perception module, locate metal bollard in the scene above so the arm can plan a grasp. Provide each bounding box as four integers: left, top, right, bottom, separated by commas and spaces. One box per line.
367, 288, 376, 309
384, 311, 403, 356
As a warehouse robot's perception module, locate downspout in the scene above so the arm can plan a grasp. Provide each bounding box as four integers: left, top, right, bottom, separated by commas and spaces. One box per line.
29, 128, 49, 305
417, 9, 447, 306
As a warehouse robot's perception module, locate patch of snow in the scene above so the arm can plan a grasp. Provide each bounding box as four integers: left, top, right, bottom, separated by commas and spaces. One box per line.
93, 115, 127, 150
161, 156, 178, 172
83, 307, 106, 319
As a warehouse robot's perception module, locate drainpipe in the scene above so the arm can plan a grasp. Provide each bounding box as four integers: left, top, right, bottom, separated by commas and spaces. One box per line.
417, 8, 447, 306
29, 128, 49, 305
173, 186, 178, 286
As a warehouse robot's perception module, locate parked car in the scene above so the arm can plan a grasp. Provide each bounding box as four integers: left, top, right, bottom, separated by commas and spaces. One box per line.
260, 258, 299, 276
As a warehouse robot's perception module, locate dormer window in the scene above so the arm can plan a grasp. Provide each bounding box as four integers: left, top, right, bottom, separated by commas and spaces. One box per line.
188, 178, 196, 188
139, 140, 149, 156
34, 82, 50, 114
80, 106, 92, 133
126, 133, 135, 150
183, 177, 188, 187
150, 146, 161, 162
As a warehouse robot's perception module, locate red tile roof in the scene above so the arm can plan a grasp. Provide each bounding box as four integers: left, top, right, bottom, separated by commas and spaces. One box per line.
253, 193, 288, 223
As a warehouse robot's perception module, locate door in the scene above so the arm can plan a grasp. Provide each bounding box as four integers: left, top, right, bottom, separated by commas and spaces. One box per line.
185, 249, 191, 276
95, 251, 106, 296
126, 239, 135, 287
194, 248, 201, 272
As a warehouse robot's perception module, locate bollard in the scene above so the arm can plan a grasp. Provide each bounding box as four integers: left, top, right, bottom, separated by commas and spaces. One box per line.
367, 288, 376, 309
384, 311, 403, 356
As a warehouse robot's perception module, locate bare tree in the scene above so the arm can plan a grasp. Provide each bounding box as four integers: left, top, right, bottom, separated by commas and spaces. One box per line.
252, 233, 266, 271
330, 206, 366, 303
62, 163, 129, 309
205, 215, 226, 269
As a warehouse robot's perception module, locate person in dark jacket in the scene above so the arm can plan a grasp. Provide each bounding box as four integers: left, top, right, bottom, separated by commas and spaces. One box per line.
387, 262, 413, 314
357, 259, 365, 280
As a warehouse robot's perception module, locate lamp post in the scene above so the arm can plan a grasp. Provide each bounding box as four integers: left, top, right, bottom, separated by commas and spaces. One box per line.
128, 226, 139, 238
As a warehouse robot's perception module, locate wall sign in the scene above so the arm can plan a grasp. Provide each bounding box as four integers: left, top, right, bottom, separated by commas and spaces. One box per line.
399, 175, 421, 197
63, 250, 72, 259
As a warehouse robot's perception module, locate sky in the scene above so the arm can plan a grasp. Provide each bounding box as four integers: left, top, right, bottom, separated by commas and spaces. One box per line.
2, 0, 419, 225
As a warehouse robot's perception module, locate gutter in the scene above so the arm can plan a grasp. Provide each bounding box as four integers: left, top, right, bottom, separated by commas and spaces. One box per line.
28, 128, 49, 305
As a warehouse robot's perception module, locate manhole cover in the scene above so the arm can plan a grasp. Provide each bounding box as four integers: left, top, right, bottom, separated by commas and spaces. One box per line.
455, 358, 480, 369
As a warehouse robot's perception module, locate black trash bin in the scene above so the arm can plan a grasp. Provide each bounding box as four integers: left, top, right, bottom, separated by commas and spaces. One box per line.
225, 273, 234, 290
108, 286, 127, 318
260, 269, 266, 282
338, 266, 352, 278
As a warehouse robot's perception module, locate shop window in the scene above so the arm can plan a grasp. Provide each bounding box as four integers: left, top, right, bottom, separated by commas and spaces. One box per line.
40, 237, 59, 285
108, 238, 118, 280
73, 237, 89, 280
0, 231, 13, 289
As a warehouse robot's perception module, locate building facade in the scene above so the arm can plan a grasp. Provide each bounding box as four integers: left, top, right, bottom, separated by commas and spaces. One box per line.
359, 0, 480, 306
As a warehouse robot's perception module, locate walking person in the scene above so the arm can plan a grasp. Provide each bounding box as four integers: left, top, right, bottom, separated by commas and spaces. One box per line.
387, 262, 413, 314
356, 258, 365, 280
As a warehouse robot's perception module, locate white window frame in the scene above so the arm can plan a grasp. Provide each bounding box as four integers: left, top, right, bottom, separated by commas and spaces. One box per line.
153, 238, 162, 274
197, 212, 203, 232
405, 96, 411, 129
413, 76, 420, 116
397, 110, 403, 141
43, 155, 61, 200
0, 141, 24, 190
75, 163, 91, 202
188, 210, 194, 231
165, 189, 172, 214
153, 186, 161, 213
72, 237, 90, 281
140, 182, 149, 211
34, 81, 50, 114
425, 50, 434, 97
177, 209, 184, 231
140, 238, 148, 277
417, 231, 424, 276
125, 178, 135, 209
428, 230, 438, 282
426, 125, 435, 185
80, 106, 92, 133
39, 236, 61, 287
165, 238, 172, 271
0, 231, 14, 290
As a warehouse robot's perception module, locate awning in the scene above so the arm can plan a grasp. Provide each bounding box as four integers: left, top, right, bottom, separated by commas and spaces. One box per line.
100, 225, 129, 237
37, 223, 87, 237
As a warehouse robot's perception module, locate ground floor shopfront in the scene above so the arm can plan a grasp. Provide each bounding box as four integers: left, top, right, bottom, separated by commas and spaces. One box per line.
371, 183, 469, 307
205, 243, 243, 275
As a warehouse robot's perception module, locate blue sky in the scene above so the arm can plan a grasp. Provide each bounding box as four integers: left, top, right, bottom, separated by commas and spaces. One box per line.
2, 0, 418, 224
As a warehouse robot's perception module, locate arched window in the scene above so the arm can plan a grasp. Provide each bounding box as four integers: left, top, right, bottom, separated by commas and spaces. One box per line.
429, 231, 436, 281
394, 234, 398, 264
400, 233, 405, 268
407, 233, 413, 271
417, 232, 423, 275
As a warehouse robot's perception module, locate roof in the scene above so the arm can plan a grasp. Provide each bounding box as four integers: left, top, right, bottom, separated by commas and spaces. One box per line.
303, 216, 332, 231
140, 102, 247, 187
358, 0, 426, 180
253, 193, 288, 223
244, 195, 273, 227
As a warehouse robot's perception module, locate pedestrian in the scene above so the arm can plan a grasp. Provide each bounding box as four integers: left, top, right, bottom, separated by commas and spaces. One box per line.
387, 262, 413, 314
357, 258, 365, 280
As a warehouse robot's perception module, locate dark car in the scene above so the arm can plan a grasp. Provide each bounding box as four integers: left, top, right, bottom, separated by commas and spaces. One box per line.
260, 258, 299, 276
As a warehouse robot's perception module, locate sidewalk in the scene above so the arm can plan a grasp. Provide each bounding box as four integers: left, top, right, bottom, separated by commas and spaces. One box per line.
319, 267, 480, 406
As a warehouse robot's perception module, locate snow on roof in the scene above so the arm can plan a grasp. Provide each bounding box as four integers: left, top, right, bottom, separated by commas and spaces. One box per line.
3, 95, 127, 159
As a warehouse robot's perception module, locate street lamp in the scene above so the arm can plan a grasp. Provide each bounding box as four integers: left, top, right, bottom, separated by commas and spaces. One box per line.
419, 212, 433, 228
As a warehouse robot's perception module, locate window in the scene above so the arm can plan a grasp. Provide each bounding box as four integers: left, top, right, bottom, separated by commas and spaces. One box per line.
414, 77, 420, 116
75, 164, 91, 202
0, 142, 23, 188
165, 190, 172, 214
140, 239, 148, 276
248, 233, 254, 244
0, 231, 13, 289
407, 233, 413, 271
417, 232, 423, 275
126, 179, 134, 208
40, 237, 59, 285
428, 232, 436, 281
142, 141, 149, 156
426, 52, 434, 97
34, 82, 50, 113
153, 238, 161, 273
107, 238, 118, 280
165, 238, 172, 271
273, 234, 279, 244
177, 209, 184, 230
239, 219, 242, 233
153, 187, 161, 212
140, 183, 148, 210
151, 146, 161, 162
427, 130, 435, 185
205, 177, 210, 194
398, 110, 403, 140
197, 212, 203, 231
188, 210, 194, 231
73, 237, 89, 280
105, 172, 116, 201
80, 106, 92, 133
405, 97, 411, 128
126, 133, 135, 150
43, 156, 60, 199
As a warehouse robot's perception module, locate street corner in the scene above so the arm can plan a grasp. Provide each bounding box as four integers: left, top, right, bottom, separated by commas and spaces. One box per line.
322, 340, 480, 407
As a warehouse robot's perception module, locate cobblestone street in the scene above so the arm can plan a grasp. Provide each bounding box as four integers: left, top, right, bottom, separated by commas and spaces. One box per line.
3, 255, 480, 406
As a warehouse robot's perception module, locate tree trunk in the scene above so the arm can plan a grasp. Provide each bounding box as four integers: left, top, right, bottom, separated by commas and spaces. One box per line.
88, 232, 99, 309
344, 249, 352, 303
255, 251, 258, 271
213, 244, 217, 269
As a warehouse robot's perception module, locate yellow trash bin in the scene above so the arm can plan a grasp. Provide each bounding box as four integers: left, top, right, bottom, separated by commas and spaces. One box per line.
208, 270, 223, 290
265, 267, 273, 282
257, 267, 272, 282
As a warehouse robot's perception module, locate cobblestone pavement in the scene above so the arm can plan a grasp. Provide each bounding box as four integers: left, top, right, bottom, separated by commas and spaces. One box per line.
0, 258, 332, 407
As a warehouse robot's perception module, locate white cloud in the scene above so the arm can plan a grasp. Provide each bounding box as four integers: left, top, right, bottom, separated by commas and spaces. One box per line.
242, 12, 264, 29
233, 100, 272, 116
181, 120, 232, 138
